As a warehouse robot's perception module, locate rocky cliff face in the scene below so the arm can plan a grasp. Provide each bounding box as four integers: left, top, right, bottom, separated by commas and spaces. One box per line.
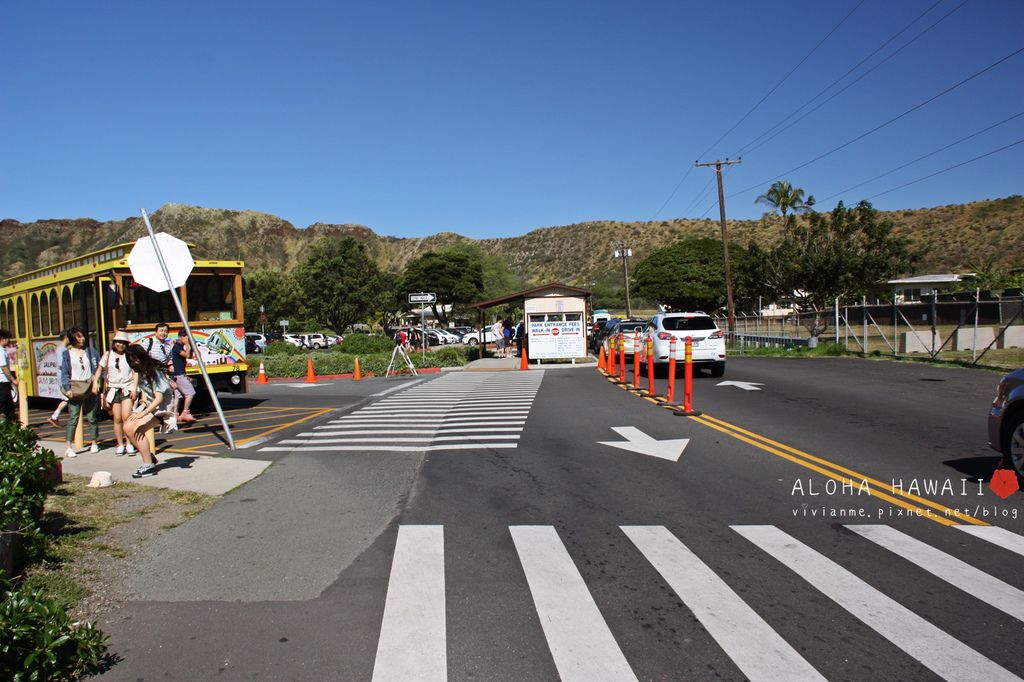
2, 196, 1021, 283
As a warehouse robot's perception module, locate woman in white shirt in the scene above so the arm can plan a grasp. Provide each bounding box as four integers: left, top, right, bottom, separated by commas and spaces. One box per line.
58, 326, 101, 458
92, 331, 137, 456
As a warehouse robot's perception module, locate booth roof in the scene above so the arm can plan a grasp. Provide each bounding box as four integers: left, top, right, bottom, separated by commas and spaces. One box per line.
470, 283, 592, 310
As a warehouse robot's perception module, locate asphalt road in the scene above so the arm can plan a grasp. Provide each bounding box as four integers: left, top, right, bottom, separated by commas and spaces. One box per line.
94, 358, 1024, 681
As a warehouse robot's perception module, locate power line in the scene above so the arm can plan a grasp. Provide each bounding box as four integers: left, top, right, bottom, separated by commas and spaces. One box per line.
737, 0, 969, 158
865, 137, 1024, 200
732, 0, 950, 158
820, 109, 1024, 201
653, 1, 864, 220
728, 44, 1024, 200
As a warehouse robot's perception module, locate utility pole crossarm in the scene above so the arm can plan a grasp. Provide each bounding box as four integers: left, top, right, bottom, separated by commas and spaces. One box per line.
695, 158, 742, 333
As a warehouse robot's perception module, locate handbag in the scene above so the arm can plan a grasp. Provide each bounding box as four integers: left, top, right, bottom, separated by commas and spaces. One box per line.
68, 380, 92, 401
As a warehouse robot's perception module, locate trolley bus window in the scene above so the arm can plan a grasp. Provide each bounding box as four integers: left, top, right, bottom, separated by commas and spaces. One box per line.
62, 286, 74, 330
49, 290, 59, 335
186, 274, 239, 322
124, 281, 176, 326
16, 297, 26, 338
31, 292, 41, 336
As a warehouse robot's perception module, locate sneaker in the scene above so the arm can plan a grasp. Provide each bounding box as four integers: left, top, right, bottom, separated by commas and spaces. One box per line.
64, 448, 77, 458
48, 417, 61, 428
89, 443, 100, 454
179, 410, 196, 423
131, 464, 157, 479
126, 444, 137, 456
115, 445, 126, 456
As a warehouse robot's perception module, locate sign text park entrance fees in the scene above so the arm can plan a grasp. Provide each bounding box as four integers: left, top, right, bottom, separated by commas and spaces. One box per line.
528, 318, 584, 359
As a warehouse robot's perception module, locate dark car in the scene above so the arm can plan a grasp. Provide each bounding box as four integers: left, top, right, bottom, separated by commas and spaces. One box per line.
989, 368, 1024, 478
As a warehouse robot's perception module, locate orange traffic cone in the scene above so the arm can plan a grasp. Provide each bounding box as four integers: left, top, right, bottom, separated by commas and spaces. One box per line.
256, 362, 268, 385
305, 357, 317, 383
353, 357, 363, 381
597, 345, 606, 372
519, 346, 529, 371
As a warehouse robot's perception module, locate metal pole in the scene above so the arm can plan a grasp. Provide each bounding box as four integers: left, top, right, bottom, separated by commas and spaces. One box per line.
973, 288, 980, 363
862, 296, 868, 354
421, 308, 426, 362
140, 209, 236, 450
834, 298, 839, 346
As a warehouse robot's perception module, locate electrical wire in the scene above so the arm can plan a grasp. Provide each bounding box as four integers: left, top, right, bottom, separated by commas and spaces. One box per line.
865, 137, 1024, 200
820, 109, 1024, 201
737, 0, 970, 158
732, 0, 949, 158
728, 44, 1024, 200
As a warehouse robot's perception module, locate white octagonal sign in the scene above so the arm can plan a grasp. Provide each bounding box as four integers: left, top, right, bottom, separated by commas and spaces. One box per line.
127, 233, 194, 292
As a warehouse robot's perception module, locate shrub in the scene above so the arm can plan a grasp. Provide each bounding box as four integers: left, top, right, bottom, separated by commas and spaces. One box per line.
0, 423, 59, 540
0, 578, 109, 680
264, 341, 304, 356
336, 334, 395, 355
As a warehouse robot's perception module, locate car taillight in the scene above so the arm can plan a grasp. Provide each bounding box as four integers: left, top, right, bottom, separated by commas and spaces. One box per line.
709, 330, 724, 339
994, 379, 1008, 409
657, 332, 673, 340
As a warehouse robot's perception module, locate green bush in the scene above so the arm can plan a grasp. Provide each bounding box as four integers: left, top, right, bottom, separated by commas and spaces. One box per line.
336, 334, 395, 355
248, 346, 470, 378
0, 578, 109, 680
0, 423, 59, 541
264, 341, 304, 356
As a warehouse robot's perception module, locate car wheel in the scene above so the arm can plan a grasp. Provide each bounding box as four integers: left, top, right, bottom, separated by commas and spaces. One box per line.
1003, 412, 1024, 479
313, 343, 322, 350
709, 362, 725, 378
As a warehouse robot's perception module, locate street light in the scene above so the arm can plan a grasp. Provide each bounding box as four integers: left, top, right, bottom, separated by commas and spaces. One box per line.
614, 244, 633, 318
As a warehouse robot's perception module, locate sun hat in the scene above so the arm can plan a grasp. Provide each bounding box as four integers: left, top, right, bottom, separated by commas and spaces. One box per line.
178, 329, 188, 337
112, 331, 131, 344
87, 471, 113, 488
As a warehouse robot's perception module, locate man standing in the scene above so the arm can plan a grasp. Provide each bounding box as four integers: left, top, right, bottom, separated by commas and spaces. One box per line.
171, 330, 197, 423
146, 322, 174, 372
515, 320, 526, 358
0, 329, 15, 422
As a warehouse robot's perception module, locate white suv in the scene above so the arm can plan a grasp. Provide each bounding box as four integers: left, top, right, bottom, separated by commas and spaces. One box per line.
640, 312, 726, 377
301, 333, 337, 349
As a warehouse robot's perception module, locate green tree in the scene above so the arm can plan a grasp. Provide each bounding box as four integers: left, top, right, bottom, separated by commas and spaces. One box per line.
755, 180, 815, 218
371, 271, 405, 330
294, 237, 383, 333
400, 247, 484, 326
632, 238, 751, 312
244, 270, 305, 332
748, 200, 915, 336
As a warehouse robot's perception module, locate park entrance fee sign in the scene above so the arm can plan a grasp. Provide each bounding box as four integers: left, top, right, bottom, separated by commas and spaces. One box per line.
528, 314, 584, 359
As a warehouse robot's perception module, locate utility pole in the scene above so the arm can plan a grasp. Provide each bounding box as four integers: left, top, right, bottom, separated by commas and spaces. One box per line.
614, 243, 633, 317
695, 158, 742, 332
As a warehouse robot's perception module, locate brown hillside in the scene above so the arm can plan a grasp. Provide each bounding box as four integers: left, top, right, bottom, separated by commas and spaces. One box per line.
1, 196, 1020, 284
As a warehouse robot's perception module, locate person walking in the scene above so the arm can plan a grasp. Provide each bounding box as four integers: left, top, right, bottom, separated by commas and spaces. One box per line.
515, 320, 526, 358
502, 321, 512, 358
48, 330, 70, 427
492, 318, 504, 358
92, 331, 137, 455
171, 330, 197, 423
59, 326, 100, 458
124, 344, 176, 478
0, 329, 16, 422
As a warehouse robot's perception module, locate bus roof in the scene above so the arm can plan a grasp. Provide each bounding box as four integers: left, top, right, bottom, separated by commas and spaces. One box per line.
1, 241, 244, 290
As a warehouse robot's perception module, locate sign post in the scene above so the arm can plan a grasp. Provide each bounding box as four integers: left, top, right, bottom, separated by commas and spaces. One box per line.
134, 209, 236, 450
409, 292, 436, 363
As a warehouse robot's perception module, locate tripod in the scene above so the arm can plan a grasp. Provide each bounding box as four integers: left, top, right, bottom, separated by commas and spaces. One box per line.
386, 343, 418, 378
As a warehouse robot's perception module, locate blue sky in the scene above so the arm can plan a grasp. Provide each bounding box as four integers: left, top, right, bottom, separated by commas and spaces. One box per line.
2, 0, 1021, 238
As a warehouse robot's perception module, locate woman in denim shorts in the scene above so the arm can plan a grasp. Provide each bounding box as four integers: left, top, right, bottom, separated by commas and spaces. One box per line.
92, 331, 137, 455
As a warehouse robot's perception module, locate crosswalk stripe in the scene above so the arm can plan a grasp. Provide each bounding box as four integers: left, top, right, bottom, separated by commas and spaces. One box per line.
733, 525, 1020, 682
303, 428, 524, 436
847, 524, 1024, 623
373, 526, 446, 682
955, 525, 1024, 557
510, 525, 637, 682
622, 526, 824, 681
261, 443, 520, 452
338, 416, 529, 423
280, 435, 520, 444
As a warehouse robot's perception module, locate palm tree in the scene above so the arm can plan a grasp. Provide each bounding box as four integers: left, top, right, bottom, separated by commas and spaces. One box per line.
755, 181, 815, 217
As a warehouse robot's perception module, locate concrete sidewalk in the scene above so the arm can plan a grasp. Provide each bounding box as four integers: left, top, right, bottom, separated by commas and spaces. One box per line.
42, 440, 271, 496
464, 354, 598, 370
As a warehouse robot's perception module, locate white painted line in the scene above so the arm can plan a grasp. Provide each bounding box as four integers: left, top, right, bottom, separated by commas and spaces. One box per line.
261, 443, 520, 452
370, 379, 428, 397
373, 526, 446, 682
281, 434, 520, 444
733, 525, 1019, 682
848, 524, 1024, 622
237, 435, 272, 450
338, 416, 528, 423
306, 427, 524, 436
956, 526, 1024, 557
622, 526, 823, 681
356, 410, 531, 417
510, 525, 637, 682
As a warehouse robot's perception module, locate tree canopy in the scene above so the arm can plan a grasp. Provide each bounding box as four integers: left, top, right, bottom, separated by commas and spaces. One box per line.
747, 200, 915, 334
243, 270, 305, 332
399, 246, 484, 325
632, 237, 751, 313
755, 180, 815, 217
294, 237, 383, 333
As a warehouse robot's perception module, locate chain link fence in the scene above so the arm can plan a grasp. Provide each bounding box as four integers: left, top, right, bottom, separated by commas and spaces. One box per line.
718, 295, 1024, 370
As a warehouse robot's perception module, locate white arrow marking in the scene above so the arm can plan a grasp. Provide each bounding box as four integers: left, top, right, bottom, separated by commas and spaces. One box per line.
716, 381, 764, 391
598, 426, 689, 462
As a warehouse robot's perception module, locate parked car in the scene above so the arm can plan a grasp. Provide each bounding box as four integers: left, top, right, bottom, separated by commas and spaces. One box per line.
461, 328, 496, 345
599, 319, 648, 357
282, 333, 304, 348
301, 333, 337, 350
434, 329, 461, 344
244, 335, 259, 355
640, 312, 726, 377
450, 326, 474, 338
989, 368, 1024, 479
244, 332, 267, 353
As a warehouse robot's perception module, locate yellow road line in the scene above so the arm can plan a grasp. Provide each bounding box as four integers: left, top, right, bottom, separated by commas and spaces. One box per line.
697, 414, 987, 526
688, 415, 983, 527
245, 405, 331, 412
234, 408, 333, 446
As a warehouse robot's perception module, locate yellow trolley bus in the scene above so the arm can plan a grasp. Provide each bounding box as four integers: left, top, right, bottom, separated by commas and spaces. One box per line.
0, 242, 249, 400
